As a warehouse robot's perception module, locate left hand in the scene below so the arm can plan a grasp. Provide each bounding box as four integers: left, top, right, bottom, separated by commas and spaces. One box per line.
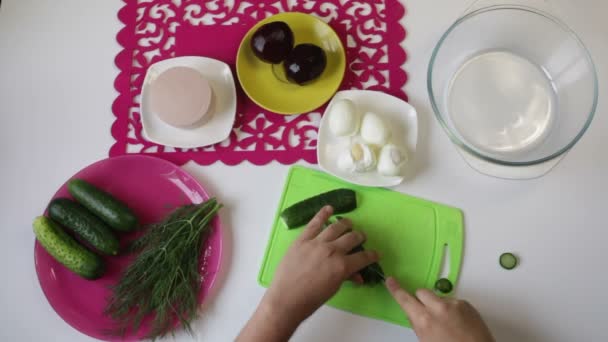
261, 205, 379, 326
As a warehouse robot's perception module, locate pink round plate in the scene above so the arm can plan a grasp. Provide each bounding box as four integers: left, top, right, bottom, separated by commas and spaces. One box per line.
34, 155, 222, 341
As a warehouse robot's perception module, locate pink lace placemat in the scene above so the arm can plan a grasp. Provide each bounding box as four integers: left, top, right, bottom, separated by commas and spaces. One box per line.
111, 0, 408, 166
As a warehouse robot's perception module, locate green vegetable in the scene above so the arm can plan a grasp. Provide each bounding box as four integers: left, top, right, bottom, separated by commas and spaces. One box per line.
434, 278, 453, 294
356, 251, 385, 284
48, 198, 120, 256
335, 216, 385, 285
105, 199, 222, 339
281, 189, 357, 229
33, 216, 105, 279
499, 252, 518, 270
68, 179, 138, 232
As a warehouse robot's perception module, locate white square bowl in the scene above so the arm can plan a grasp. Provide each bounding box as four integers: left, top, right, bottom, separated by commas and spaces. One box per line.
317, 90, 418, 187
140, 56, 237, 148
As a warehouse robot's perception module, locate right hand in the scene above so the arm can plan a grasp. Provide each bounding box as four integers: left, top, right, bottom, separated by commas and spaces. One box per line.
385, 277, 495, 342
262, 206, 378, 326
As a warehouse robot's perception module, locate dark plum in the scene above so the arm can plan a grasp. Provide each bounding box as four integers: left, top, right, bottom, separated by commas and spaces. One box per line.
283, 44, 327, 85
250, 21, 294, 64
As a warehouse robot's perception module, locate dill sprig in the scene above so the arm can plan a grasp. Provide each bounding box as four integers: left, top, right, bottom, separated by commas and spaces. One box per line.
105, 198, 222, 340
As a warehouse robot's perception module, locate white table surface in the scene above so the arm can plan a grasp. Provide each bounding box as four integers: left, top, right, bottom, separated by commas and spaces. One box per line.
1, 1, 606, 341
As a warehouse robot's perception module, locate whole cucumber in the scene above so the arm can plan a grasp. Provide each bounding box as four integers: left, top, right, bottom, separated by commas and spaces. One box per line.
281, 189, 357, 229
68, 179, 138, 232
48, 198, 120, 255
33, 216, 105, 280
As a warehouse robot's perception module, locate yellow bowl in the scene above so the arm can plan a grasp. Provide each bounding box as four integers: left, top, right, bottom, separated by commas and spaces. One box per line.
236, 12, 346, 115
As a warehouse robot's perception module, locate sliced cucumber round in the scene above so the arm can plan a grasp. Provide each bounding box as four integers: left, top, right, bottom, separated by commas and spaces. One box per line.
434, 278, 453, 294
499, 252, 518, 270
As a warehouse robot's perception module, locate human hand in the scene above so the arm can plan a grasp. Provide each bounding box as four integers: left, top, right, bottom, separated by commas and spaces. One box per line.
386, 277, 494, 342
263, 205, 379, 325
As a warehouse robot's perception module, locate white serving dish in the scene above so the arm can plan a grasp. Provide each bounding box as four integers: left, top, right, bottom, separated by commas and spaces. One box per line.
317, 90, 418, 187
140, 56, 237, 148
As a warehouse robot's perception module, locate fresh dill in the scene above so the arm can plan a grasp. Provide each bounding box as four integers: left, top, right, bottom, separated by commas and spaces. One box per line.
105, 198, 222, 339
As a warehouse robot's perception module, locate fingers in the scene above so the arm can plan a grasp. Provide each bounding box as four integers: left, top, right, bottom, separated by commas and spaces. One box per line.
385, 277, 426, 320
349, 273, 364, 284
415, 288, 442, 308
332, 231, 365, 253
344, 249, 378, 275
299, 206, 333, 241
317, 218, 352, 242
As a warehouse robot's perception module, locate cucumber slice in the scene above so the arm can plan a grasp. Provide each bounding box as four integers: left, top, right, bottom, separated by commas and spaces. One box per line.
434, 278, 453, 294
281, 189, 357, 229
499, 252, 518, 270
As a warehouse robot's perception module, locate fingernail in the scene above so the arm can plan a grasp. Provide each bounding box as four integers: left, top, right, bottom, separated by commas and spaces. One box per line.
368, 250, 380, 260
367, 250, 379, 260
358, 232, 366, 241
338, 217, 352, 227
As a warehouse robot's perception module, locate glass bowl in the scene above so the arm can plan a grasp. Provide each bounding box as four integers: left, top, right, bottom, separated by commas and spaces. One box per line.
428, 5, 598, 174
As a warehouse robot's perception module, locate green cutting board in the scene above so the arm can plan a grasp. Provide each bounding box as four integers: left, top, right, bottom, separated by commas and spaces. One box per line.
258, 166, 464, 327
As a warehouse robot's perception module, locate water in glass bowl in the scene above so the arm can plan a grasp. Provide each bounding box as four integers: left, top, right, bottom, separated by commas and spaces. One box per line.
447, 50, 556, 156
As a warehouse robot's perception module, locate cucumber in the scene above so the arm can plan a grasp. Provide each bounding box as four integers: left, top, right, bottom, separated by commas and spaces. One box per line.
435, 278, 453, 294
358, 261, 386, 285
347, 243, 385, 284
499, 252, 518, 270
33, 216, 105, 280
68, 179, 138, 232
335, 216, 385, 285
281, 189, 357, 229
48, 198, 120, 255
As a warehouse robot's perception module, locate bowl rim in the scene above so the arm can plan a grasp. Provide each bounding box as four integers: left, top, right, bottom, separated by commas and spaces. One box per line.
427, 4, 599, 167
